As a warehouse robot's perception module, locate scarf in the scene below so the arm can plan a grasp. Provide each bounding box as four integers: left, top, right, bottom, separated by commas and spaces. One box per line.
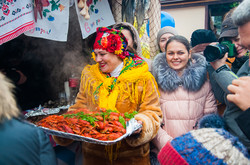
81, 56, 157, 111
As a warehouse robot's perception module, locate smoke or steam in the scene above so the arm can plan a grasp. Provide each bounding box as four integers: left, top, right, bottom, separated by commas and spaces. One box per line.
21, 5, 93, 101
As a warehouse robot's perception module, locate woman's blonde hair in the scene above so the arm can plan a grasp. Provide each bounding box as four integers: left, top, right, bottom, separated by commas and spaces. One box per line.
0, 72, 20, 123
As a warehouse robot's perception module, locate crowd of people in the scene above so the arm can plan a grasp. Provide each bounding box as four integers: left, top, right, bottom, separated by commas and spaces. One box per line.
1, 0, 250, 164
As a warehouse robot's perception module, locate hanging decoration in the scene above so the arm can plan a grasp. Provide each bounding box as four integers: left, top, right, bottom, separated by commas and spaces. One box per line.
77, 0, 90, 20
120, 0, 161, 59
33, 0, 50, 22
135, 0, 150, 33
24, 0, 69, 42
121, 0, 135, 25
121, 0, 150, 33
0, 0, 35, 45
76, 0, 115, 39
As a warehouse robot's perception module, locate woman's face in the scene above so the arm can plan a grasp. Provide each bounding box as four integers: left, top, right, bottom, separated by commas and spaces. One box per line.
159, 33, 175, 52
228, 35, 248, 58
94, 49, 123, 73
238, 22, 250, 50
121, 29, 134, 52
166, 41, 191, 76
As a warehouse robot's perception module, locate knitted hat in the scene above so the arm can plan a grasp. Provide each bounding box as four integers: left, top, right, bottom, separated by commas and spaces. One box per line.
157, 26, 178, 46
93, 27, 129, 59
190, 29, 217, 47
198, 113, 226, 129
158, 128, 250, 165
219, 17, 238, 41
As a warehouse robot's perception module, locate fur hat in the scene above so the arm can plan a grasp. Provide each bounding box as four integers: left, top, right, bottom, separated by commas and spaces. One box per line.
93, 27, 129, 59
190, 29, 217, 47
219, 17, 238, 41
157, 26, 178, 46
158, 128, 250, 165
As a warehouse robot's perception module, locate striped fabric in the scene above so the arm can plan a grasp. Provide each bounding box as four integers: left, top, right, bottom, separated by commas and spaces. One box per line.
0, 0, 34, 45
158, 128, 250, 165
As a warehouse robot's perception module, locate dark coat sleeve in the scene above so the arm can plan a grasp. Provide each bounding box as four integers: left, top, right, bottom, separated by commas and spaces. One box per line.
235, 108, 250, 140
37, 128, 57, 165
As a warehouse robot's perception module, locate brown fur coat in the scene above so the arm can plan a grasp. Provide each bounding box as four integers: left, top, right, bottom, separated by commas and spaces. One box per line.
53, 63, 162, 165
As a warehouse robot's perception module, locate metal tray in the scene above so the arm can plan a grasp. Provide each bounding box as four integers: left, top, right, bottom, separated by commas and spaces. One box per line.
30, 118, 141, 145
25, 107, 142, 145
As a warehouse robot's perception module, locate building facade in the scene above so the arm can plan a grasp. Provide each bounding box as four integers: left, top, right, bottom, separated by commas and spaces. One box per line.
161, 0, 242, 41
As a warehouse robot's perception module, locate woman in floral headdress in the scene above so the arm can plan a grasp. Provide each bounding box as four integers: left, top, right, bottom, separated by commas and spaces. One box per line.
53, 27, 162, 165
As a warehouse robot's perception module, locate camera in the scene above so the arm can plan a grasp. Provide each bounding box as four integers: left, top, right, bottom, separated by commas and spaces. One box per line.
204, 40, 237, 62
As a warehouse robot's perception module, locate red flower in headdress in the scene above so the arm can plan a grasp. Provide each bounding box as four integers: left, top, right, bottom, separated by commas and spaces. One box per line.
106, 34, 120, 52
93, 27, 129, 59
100, 36, 108, 49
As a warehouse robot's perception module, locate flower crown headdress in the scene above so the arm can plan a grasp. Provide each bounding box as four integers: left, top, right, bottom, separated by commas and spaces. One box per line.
92, 27, 130, 60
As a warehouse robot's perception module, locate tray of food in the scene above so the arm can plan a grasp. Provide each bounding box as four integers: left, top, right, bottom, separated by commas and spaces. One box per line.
26, 108, 142, 145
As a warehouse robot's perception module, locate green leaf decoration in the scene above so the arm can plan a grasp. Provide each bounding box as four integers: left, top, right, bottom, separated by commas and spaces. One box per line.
97, 40, 101, 45
62, 109, 137, 127
51, 4, 59, 11
90, 5, 94, 12
119, 116, 126, 128
124, 111, 138, 119
50, 0, 56, 5
43, 11, 47, 17
43, 9, 50, 17
44, 9, 50, 13
63, 112, 98, 126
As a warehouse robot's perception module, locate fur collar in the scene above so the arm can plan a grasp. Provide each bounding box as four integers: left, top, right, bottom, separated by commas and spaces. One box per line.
152, 53, 207, 92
